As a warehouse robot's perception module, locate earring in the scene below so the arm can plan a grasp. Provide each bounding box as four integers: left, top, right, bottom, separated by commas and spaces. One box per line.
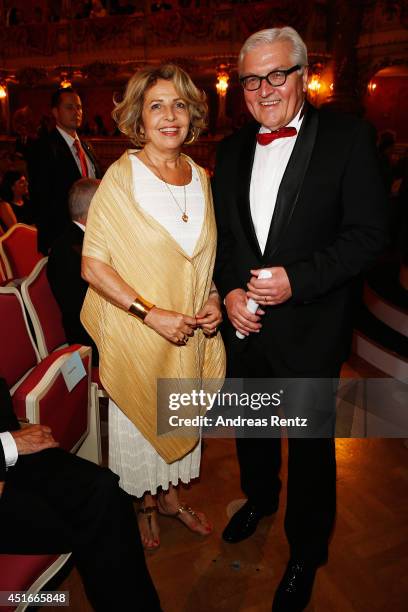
184, 126, 197, 145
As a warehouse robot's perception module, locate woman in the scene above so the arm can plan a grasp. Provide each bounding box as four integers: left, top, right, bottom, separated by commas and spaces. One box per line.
0, 171, 34, 231
81, 65, 225, 550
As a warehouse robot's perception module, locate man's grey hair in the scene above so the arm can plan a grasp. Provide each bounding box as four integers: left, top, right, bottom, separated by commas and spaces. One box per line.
238, 26, 308, 74
68, 178, 100, 221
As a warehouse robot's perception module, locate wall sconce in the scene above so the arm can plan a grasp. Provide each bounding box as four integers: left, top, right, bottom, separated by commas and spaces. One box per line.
0, 83, 7, 99
216, 66, 229, 97
308, 75, 321, 94
368, 81, 377, 94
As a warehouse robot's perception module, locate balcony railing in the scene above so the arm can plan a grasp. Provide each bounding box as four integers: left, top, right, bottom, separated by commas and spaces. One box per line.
0, 2, 310, 66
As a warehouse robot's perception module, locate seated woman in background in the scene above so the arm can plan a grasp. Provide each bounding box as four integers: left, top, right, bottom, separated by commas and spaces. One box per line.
0, 171, 34, 231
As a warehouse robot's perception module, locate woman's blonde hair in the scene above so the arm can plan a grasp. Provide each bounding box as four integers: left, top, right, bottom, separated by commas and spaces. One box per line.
112, 64, 207, 146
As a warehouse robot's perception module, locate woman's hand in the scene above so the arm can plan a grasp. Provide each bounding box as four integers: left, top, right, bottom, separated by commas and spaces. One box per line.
196, 295, 223, 336
144, 307, 197, 345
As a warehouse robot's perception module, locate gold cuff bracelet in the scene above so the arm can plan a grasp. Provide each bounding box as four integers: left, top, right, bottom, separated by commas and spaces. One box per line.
128, 296, 155, 322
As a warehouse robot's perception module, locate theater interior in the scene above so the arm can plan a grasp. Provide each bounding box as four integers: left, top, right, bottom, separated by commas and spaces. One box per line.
0, 1, 407, 611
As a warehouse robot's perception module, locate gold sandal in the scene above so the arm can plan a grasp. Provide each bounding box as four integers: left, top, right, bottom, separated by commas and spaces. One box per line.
158, 501, 212, 536
137, 506, 160, 550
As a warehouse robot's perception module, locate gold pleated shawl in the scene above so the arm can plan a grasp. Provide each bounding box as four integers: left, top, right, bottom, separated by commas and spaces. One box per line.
81, 151, 226, 463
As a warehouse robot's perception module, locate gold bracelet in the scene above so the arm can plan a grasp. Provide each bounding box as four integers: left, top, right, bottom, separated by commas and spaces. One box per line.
128, 296, 155, 322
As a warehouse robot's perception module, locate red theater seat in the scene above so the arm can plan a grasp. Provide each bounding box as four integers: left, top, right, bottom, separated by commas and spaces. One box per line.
12, 344, 91, 453
21, 258, 67, 358
0, 286, 40, 395
0, 286, 100, 459
22, 258, 106, 404
0, 287, 98, 611
0, 554, 71, 612
0, 224, 42, 280
20, 261, 102, 462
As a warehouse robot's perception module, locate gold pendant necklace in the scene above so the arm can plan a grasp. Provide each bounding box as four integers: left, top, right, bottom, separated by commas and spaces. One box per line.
143, 149, 189, 222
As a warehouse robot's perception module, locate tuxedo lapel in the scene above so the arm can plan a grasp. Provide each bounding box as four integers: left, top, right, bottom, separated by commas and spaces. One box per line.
70, 221, 85, 242
236, 122, 263, 260
262, 103, 319, 261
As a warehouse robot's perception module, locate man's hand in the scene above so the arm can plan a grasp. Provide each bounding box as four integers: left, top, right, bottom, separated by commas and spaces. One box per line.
0, 481, 4, 498
224, 288, 264, 337
12, 424, 59, 455
247, 267, 292, 306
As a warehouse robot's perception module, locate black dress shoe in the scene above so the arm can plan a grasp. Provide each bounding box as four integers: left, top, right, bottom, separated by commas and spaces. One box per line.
272, 559, 318, 612
222, 501, 276, 543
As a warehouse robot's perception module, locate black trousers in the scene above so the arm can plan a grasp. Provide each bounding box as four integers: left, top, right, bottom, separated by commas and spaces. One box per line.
227, 337, 339, 565
0, 448, 161, 612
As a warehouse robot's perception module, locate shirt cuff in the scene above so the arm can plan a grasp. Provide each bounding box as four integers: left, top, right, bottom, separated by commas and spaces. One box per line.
0, 432, 18, 468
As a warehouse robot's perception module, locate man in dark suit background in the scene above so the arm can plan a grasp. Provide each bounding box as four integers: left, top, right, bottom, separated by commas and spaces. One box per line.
47, 178, 99, 364
27, 88, 102, 254
0, 378, 161, 611
213, 26, 387, 611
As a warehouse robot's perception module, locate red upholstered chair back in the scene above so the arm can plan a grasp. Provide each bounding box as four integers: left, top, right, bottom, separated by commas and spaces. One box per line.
0, 287, 40, 390
0, 553, 71, 612
21, 258, 67, 358
0, 224, 42, 280
12, 344, 91, 451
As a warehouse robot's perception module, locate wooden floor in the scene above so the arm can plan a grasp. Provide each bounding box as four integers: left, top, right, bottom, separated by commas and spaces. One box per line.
45, 355, 408, 612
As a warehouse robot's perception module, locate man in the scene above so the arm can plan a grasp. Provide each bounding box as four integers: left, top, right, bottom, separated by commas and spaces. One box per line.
0, 378, 161, 611
47, 178, 99, 364
213, 27, 387, 611
27, 88, 102, 254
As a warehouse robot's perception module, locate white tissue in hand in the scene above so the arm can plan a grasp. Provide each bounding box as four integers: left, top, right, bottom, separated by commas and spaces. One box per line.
236, 269, 272, 340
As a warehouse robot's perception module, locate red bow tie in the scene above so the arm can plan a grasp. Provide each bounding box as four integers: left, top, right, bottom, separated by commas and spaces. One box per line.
256, 126, 297, 146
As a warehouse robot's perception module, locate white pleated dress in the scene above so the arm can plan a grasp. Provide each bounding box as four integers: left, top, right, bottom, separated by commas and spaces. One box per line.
108, 154, 205, 498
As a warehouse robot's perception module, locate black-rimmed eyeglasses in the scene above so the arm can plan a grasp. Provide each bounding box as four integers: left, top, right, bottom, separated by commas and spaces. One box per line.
239, 65, 301, 91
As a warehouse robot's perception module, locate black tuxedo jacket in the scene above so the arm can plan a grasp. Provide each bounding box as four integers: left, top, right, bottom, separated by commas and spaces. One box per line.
27, 128, 102, 254
213, 104, 388, 373
47, 222, 99, 364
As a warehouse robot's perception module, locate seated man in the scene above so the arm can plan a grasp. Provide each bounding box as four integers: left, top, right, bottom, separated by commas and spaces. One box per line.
47, 178, 99, 364
0, 378, 161, 611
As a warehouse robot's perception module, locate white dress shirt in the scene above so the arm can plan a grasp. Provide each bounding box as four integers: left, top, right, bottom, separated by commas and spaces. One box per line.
250, 107, 304, 254
73, 221, 86, 232
0, 431, 18, 468
56, 126, 96, 178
